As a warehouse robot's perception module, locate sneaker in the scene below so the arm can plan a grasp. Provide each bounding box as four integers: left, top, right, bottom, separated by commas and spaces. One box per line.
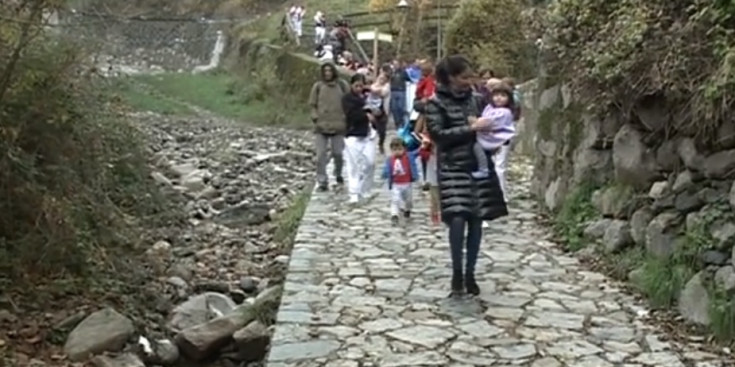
336, 176, 344, 185
422, 183, 430, 192
403, 210, 411, 219
347, 194, 359, 205
465, 273, 480, 296
316, 184, 328, 192
391, 215, 399, 226
471, 170, 489, 179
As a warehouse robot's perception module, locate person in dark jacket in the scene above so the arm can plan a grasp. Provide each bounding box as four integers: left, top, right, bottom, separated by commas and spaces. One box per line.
342, 73, 378, 205
425, 55, 508, 297
389, 59, 410, 129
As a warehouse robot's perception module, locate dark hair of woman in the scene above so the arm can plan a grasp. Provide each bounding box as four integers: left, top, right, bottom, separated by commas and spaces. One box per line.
350, 73, 366, 85
479, 68, 495, 78
435, 55, 472, 85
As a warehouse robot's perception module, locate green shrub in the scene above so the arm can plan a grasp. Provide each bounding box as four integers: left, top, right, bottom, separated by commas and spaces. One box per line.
0, 1, 165, 282
709, 286, 735, 341
542, 0, 735, 141
606, 246, 645, 280
273, 189, 311, 248
635, 218, 713, 309
553, 181, 598, 251
636, 257, 694, 308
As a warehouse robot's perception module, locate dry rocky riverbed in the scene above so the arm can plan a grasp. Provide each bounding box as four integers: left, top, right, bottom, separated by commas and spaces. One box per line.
0, 111, 315, 367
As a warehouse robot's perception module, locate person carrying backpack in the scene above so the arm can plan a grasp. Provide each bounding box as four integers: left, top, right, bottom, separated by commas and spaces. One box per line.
308, 63, 350, 192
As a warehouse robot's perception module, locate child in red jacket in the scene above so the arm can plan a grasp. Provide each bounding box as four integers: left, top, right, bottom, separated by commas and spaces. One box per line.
382, 138, 420, 226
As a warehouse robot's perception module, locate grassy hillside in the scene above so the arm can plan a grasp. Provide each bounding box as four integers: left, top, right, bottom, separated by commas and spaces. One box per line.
68, 0, 278, 18
111, 70, 310, 128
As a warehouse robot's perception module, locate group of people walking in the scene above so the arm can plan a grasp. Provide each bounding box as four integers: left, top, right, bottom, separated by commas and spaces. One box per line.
308, 55, 522, 298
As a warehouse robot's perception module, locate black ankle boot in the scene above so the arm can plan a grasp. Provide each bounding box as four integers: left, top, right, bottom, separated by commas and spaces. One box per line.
450, 270, 464, 297
465, 273, 480, 296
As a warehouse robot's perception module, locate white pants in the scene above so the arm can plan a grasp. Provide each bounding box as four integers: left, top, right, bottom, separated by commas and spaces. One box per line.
344, 135, 376, 200
390, 183, 413, 216
493, 144, 510, 201
406, 82, 416, 115
315, 26, 326, 44
295, 22, 303, 36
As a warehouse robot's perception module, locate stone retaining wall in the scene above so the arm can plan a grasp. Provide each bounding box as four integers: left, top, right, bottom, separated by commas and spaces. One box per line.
521, 76, 735, 330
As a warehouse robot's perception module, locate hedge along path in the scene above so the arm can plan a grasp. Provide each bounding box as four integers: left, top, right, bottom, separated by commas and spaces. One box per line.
262, 155, 727, 366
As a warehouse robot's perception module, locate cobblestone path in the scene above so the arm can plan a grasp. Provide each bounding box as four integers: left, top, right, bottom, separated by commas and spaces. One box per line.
266, 158, 723, 367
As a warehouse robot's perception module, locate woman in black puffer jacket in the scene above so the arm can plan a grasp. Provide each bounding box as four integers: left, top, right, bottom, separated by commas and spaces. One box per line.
425, 55, 508, 297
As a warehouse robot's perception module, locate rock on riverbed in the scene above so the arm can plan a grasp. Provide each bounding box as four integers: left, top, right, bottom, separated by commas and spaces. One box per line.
47, 112, 315, 365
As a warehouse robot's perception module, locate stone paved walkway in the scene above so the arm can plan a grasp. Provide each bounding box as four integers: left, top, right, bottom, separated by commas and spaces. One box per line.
265, 157, 724, 367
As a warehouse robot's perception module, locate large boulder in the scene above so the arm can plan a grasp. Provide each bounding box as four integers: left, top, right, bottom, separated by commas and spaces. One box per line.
64, 308, 135, 361
717, 121, 735, 150
176, 286, 281, 361
572, 148, 613, 186
602, 220, 633, 253
678, 272, 711, 326
168, 292, 237, 333
703, 149, 735, 179
710, 221, 735, 250
630, 207, 654, 245
91, 353, 145, 367
677, 138, 705, 171
544, 177, 566, 212
655, 139, 681, 172
230, 321, 270, 362
584, 218, 613, 239
672, 170, 695, 193
716, 265, 735, 292
634, 96, 669, 132
612, 124, 658, 189
538, 85, 560, 110
591, 186, 633, 218
645, 212, 681, 258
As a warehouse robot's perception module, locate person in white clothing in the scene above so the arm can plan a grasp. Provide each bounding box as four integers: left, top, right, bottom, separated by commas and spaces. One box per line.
381, 138, 419, 225
289, 6, 304, 38
315, 44, 334, 63
342, 73, 378, 204
314, 11, 326, 44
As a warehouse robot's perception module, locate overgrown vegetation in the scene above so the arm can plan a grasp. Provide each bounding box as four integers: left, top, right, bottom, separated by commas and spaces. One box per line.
0, 1, 167, 283
635, 256, 695, 308
553, 181, 598, 251
709, 285, 735, 340
562, 187, 735, 339
542, 0, 735, 141
445, 0, 536, 79
111, 78, 195, 116
273, 189, 311, 247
